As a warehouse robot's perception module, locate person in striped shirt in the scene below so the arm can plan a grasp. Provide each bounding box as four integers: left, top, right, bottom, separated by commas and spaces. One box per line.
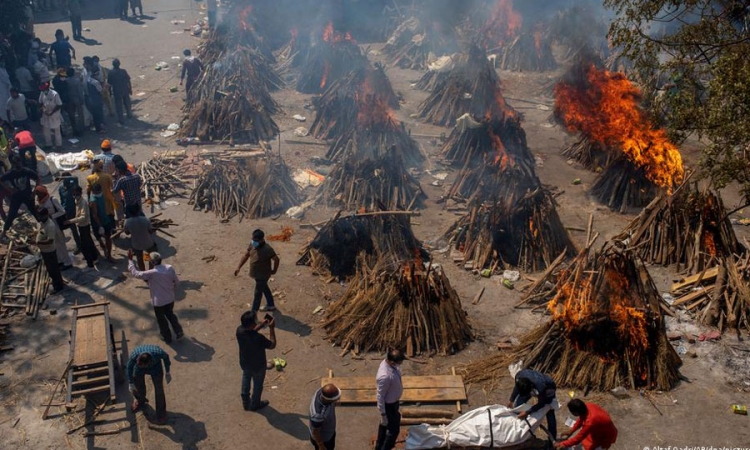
127, 344, 172, 424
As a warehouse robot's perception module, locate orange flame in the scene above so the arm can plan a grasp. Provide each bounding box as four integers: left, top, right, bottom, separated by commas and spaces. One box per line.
554, 63, 684, 191
322, 21, 355, 44
702, 232, 717, 256
320, 63, 330, 89
488, 129, 513, 170
239, 6, 253, 32
355, 70, 397, 128
481, 0, 522, 47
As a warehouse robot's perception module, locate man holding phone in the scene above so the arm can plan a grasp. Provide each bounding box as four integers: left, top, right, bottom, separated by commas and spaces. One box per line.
236, 310, 276, 411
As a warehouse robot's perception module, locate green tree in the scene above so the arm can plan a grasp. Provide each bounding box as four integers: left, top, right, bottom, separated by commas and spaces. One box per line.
606, 0, 750, 202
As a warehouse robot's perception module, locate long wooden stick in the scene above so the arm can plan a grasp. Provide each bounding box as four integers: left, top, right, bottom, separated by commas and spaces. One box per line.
42, 359, 73, 420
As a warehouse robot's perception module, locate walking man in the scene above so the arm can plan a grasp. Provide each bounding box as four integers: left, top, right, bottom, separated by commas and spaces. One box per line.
123, 204, 154, 270
34, 208, 66, 293
1, 155, 40, 239
180, 49, 203, 94
107, 59, 133, 125
236, 310, 276, 411
234, 229, 279, 312
556, 400, 618, 450
128, 250, 183, 343
68, 0, 83, 41
112, 160, 142, 213
375, 349, 405, 450
49, 29, 75, 69
127, 344, 172, 424
38, 82, 63, 151
508, 368, 559, 440
89, 183, 115, 262
309, 384, 341, 450
65, 186, 98, 268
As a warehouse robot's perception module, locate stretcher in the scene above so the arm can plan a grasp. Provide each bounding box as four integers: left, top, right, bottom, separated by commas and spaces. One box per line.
65, 302, 121, 407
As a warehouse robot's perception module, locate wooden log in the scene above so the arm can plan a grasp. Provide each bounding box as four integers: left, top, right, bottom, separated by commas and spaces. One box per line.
400, 408, 455, 419
400, 418, 453, 426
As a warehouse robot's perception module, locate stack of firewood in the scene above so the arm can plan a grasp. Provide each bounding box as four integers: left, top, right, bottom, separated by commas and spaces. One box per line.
466, 242, 682, 391
614, 185, 745, 273
296, 24, 368, 94
325, 123, 424, 167
590, 156, 660, 213
137, 152, 192, 211
382, 17, 460, 70
562, 135, 612, 172
669, 255, 750, 333
189, 156, 299, 221
0, 241, 50, 319
297, 211, 427, 281
494, 31, 557, 72
324, 256, 473, 356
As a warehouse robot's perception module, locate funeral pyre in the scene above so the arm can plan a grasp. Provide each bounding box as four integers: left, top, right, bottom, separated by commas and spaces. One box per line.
466, 242, 682, 391
382, 16, 460, 70
323, 256, 473, 357
554, 58, 685, 212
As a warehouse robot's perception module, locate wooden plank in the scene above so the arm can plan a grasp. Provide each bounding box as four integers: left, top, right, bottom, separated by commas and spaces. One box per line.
71, 301, 111, 310
72, 375, 110, 387
71, 365, 109, 377
452, 367, 462, 413
103, 304, 116, 401
76, 311, 105, 319
672, 286, 714, 307
74, 315, 108, 366
320, 375, 464, 390
671, 267, 719, 292
338, 387, 466, 403
70, 385, 111, 396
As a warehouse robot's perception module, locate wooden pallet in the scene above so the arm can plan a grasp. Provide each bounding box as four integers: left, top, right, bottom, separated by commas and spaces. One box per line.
66, 302, 118, 404
321, 367, 467, 411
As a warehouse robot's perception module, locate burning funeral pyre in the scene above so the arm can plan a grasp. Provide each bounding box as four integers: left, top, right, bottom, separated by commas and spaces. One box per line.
670, 254, 750, 334
189, 155, 299, 221
296, 22, 368, 94
297, 212, 426, 281
479, 0, 556, 72
382, 16, 460, 70
198, 5, 275, 65
309, 62, 399, 140
554, 59, 685, 212
466, 242, 682, 391
323, 256, 474, 357
418, 45, 507, 127
414, 54, 463, 92
614, 184, 745, 273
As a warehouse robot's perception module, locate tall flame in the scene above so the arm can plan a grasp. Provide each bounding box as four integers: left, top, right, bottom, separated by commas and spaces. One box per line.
554, 63, 684, 191
322, 21, 354, 44
355, 71, 397, 128
481, 0, 522, 47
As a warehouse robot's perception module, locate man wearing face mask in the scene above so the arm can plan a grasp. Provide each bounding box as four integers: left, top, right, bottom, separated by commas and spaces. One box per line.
375, 350, 405, 450
38, 82, 63, 151
234, 229, 280, 312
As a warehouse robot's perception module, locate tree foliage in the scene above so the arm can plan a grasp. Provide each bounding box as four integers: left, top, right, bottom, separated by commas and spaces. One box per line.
606, 0, 750, 202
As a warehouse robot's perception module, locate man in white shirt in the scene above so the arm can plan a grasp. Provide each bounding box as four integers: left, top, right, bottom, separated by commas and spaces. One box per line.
34, 208, 66, 293
375, 350, 405, 450
38, 82, 63, 151
65, 186, 98, 268
6, 88, 30, 130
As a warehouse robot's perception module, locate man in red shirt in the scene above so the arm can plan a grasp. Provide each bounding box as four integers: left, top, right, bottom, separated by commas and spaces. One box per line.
556, 400, 617, 450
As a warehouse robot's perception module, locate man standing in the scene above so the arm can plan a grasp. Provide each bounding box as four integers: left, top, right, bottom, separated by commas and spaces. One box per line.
309, 384, 341, 450
123, 204, 154, 270
85, 73, 106, 133
49, 29, 75, 69
65, 186, 98, 268
127, 344, 172, 424
119, 0, 129, 19
92, 56, 115, 117
107, 59, 133, 125
68, 0, 83, 41
14, 64, 35, 101
234, 229, 279, 312
556, 400, 618, 450
57, 172, 82, 253
128, 250, 183, 343
0, 155, 40, 239
236, 310, 276, 411
38, 82, 63, 151
6, 88, 30, 131
34, 208, 66, 293
508, 368, 558, 440
112, 160, 142, 213
375, 350, 405, 450
65, 67, 85, 136
35, 185, 74, 270
89, 183, 115, 262
179, 49, 203, 95
94, 139, 117, 178
130, 0, 143, 18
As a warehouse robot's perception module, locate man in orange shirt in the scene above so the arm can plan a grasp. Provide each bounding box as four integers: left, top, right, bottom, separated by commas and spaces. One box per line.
556, 399, 618, 450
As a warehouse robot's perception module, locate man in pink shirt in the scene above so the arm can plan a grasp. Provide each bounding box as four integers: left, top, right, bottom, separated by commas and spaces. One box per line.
128, 250, 184, 343
375, 349, 405, 450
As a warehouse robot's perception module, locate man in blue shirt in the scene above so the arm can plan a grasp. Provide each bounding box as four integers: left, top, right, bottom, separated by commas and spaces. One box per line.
127, 344, 172, 424
49, 29, 76, 69
508, 368, 558, 440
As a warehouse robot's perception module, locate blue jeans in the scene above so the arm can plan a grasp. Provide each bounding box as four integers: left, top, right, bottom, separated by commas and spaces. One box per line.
514, 395, 557, 439
252, 279, 275, 311
241, 369, 266, 408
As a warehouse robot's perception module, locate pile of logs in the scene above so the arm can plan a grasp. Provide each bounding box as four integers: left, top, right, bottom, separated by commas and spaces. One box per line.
317, 146, 424, 212
590, 156, 660, 213
615, 185, 744, 273
137, 152, 191, 211
561, 135, 612, 172
418, 46, 508, 127
493, 31, 557, 72
382, 17, 460, 70
296, 27, 368, 94
113, 214, 178, 239
189, 156, 299, 221
310, 63, 400, 140
325, 124, 424, 167
467, 242, 682, 391
414, 54, 463, 92
444, 189, 576, 273
198, 6, 275, 65
297, 211, 427, 280
0, 242, 50, 319
669, 255, 750, 333
181, 47, 280, 144
323, 256, 473, 356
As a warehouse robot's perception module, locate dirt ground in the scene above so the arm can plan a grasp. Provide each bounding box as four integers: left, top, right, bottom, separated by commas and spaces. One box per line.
1, 1, 750, 449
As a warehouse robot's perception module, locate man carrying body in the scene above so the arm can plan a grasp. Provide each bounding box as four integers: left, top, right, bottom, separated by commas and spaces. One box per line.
556, 400, 618, 450
508, 368, 558, 440
375, 349, 405, 450
128, 250, 183, 343
234, 229, 279, 312
180, 49, 203, 95
309, 384, 341, 450
107, 59, 133, 125
127, 344, 172, 424
236, 310, 276, 411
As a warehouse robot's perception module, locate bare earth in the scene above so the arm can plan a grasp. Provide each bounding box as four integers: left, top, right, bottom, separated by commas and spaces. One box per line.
1, 1, 750, 449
